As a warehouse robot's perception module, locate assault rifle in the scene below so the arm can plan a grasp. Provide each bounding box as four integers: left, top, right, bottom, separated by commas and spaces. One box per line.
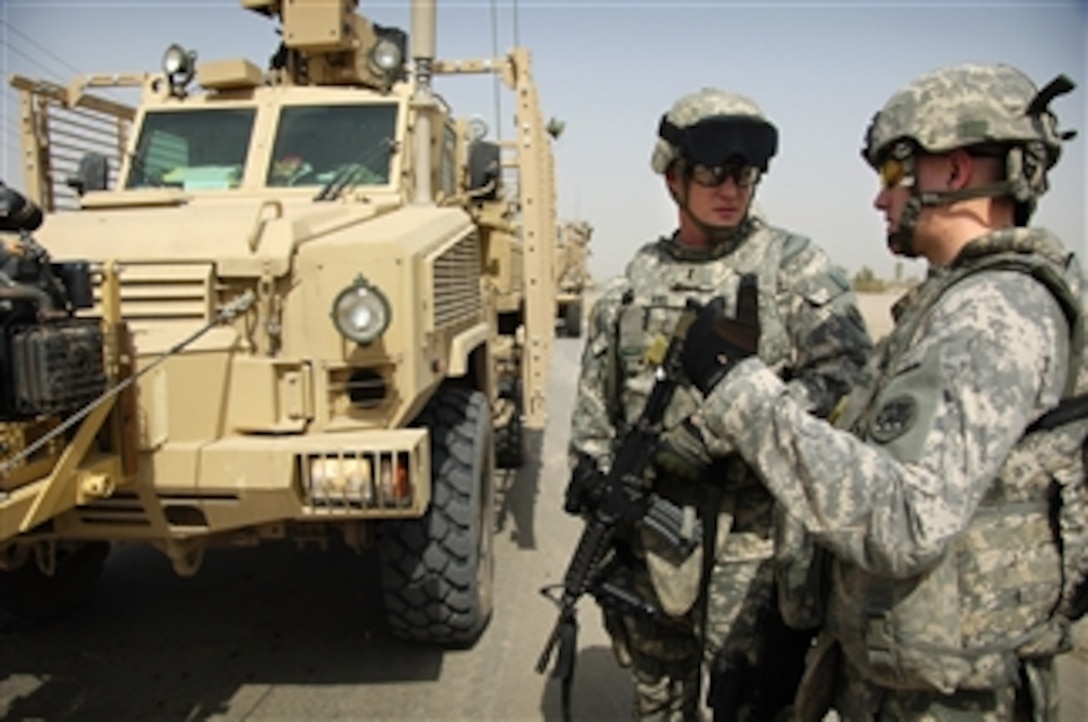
536, 300, 702, 721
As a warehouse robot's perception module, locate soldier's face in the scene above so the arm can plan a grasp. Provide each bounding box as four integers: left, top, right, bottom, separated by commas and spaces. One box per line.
873, 180, 908, 238
873, 154, 909, 228
669, 165, 754, 229
873, 153, 953, 257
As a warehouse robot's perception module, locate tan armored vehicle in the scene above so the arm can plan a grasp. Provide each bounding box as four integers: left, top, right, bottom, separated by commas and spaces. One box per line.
0, 0, 558, 646
554, 220, 592, 338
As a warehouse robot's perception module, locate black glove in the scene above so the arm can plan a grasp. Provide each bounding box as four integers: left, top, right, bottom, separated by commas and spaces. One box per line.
682, 274, 761, 395
564, 453, 605, 516
653, 418, 713, 482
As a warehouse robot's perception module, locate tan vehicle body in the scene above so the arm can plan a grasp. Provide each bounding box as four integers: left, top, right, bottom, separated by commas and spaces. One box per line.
0, 0, 557, 645
554, 220, 592, 338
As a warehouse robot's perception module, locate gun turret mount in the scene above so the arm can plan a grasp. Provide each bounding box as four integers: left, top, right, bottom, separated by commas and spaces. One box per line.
243, 0, 408, 90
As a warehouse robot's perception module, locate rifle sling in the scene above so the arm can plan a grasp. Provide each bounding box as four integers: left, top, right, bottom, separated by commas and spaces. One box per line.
1026, 392, 1088, 433
555, 613, 578, 722
696, 460, 728, 713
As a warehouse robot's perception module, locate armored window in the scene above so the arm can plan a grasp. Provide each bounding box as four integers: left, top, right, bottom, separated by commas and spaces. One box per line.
125, 107, 256, 190
266, 103, 398, 188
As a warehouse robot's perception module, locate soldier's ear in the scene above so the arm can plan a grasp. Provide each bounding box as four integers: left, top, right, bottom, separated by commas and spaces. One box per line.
947, 149, 973, 190
665, 168, 685, 199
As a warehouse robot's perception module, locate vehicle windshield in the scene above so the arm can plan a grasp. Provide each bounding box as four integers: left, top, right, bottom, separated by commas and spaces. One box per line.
125, 108, 256, 190
266, 104, 398, 188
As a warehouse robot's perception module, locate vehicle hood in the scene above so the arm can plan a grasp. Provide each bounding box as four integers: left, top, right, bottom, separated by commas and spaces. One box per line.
34, 195, 404, 277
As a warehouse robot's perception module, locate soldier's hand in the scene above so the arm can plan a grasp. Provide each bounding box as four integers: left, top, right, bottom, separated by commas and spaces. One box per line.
682, 275, 760, 395
564, 453, 605, 516
653, 418, 713, 483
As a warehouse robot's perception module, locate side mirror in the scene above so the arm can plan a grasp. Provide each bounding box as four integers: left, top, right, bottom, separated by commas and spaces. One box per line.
66, 152, 110, 196
466, 141, 501, 200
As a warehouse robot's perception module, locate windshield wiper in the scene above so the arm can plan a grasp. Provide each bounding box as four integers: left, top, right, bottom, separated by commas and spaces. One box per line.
313, 138, 396, 202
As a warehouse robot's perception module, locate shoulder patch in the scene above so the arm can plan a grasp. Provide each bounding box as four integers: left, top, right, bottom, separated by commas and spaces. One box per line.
869, 394, 918, 444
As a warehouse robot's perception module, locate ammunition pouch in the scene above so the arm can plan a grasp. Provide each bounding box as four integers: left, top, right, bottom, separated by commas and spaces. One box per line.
591, 552, 679, 627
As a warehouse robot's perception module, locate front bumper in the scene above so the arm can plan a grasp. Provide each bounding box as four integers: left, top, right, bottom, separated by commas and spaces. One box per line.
1, 427, 431, 543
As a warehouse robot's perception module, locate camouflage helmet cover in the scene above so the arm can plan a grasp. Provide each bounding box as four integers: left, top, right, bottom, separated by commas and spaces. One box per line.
862, 63, 1071, 168
652, 88, 776, 174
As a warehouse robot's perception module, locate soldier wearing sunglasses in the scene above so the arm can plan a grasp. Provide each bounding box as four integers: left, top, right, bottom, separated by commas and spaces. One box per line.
564, 88, 872, 720
666, 64, 1086, 721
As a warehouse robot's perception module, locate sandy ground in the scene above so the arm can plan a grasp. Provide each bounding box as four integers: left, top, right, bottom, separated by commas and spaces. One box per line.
855, 290, 899, 340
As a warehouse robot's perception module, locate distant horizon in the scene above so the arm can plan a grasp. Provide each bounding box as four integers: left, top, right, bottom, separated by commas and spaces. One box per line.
1, 0, 1084, 281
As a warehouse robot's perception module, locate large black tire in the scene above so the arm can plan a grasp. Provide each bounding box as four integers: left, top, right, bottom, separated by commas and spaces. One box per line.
379, 388, 495, 647
495, 376, 525, 469
564, 300, 583, 339
0, 541, 109, 631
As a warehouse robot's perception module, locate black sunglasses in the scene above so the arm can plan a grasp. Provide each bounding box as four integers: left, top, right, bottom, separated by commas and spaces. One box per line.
688, 163, 761, 188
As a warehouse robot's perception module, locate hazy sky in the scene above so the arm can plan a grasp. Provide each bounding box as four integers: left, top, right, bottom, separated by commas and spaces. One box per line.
1, 0, 1084, 282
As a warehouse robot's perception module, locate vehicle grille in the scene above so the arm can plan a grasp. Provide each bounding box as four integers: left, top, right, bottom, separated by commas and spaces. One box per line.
76, 491, 151, 526
91, 263, 213, 321
431, 232, 481, 329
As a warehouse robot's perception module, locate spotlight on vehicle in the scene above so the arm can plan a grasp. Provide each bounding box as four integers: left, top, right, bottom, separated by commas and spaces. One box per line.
370, 38, 403, 74
162, 43, 197, 96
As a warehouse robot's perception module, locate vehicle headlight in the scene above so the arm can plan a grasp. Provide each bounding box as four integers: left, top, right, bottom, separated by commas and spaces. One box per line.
331, 277, 391, 345
370, 38, 402, 73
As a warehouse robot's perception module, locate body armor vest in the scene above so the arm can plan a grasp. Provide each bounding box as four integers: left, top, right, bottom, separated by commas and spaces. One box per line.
613, 225, 801, 614
614, 226, 794, 432
827, 228, 1086, 693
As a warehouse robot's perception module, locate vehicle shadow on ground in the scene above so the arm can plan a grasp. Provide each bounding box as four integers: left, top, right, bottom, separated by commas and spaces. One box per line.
0, 541, 444, 721
494, 428, 544, 551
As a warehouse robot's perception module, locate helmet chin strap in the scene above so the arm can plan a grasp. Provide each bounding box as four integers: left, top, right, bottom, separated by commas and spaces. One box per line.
887, 194, 923, 257
889, 181, 1020, 258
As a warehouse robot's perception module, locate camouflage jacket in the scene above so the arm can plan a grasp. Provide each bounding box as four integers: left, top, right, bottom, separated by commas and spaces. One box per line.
695, 227, 1084, 692
568, 223, 871, 575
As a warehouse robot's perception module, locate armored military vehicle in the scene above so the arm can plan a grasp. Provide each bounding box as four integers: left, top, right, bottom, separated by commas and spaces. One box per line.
1, 0, 559, 646
554, 220, 592, 338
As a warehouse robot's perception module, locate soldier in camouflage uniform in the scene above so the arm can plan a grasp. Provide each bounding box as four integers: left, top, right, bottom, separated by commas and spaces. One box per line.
564, 88, 872, 721
671, 64, 1084, 720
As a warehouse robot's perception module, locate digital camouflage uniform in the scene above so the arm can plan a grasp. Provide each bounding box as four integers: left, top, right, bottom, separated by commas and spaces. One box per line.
698, 227, 1084, 720
569, 88, 872, 719
687, 65, 1084, 721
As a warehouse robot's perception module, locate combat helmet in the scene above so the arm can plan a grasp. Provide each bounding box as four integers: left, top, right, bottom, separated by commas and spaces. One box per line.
862, 63, 1077, 254
652, 88, 778, 259
652, 88, 777, 175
